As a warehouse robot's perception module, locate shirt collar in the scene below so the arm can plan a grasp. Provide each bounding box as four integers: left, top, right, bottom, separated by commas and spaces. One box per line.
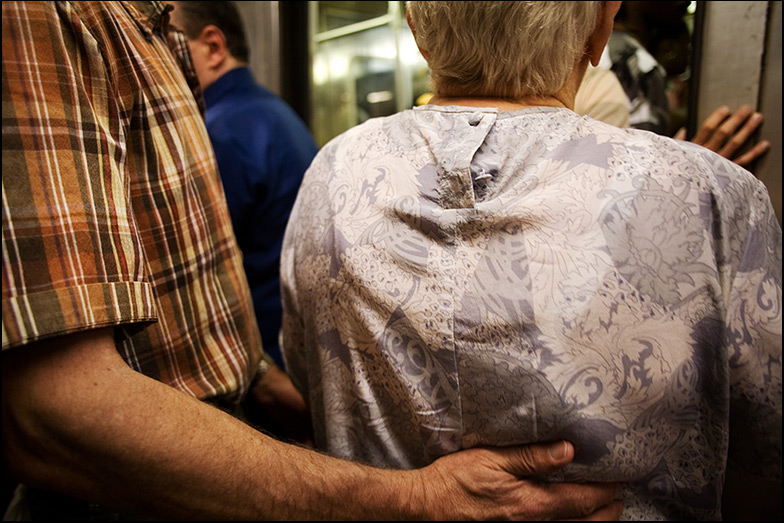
203, 67, 258, 108
121, 1, 172, 40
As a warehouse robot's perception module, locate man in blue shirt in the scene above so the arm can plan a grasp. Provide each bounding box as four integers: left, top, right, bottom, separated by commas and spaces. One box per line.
170, 1, 318, 370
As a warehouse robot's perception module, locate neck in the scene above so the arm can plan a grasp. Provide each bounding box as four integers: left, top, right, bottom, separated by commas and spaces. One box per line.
427, 95, 567, 112
204, 60, 245, 90
428, 57, 589, 112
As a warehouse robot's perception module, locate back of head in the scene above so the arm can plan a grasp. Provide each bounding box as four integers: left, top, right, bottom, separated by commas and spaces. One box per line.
407, 1, 600, 99
172, 1, 250, 63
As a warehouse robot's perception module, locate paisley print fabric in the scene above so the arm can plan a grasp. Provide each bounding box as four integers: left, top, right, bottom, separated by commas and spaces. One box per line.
280, 105, 782, 520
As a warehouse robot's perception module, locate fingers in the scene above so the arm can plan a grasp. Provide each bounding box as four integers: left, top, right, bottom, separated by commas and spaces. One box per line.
731, 139, 770, 168
494, 443, 624, 520
691, 105, 731, 145
540, 482, 623, 521
690, 105, 769, 166
712, 109, 762, 160
495, 440, 575, 476
673, 127, 687, 141
567, 499, 624, 521
425, 443, 623, 521
701, 105, 752, 152
717, 109, 762, 159
718, 109, 762, 158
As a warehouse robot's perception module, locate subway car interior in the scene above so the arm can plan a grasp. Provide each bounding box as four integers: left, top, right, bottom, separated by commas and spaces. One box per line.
242, 0, 781, 223
2, 0, 781, 517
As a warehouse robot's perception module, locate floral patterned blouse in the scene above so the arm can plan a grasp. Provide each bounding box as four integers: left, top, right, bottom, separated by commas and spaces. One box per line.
280, 105, 782, 520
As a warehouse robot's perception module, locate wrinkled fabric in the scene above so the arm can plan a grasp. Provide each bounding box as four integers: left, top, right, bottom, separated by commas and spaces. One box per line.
280, 105, 782, 520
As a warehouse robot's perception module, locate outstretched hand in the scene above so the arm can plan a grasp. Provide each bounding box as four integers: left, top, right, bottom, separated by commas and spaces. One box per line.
675, 105, 770, 168
417, 440, 623, 520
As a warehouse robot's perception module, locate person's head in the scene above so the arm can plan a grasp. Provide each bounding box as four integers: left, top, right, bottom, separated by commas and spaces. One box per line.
406, 1, 618, 100
169, 1, 249, 89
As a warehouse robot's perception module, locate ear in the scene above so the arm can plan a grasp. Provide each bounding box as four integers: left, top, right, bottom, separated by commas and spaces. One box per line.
587, 1, 621, 66
405, 8, 415, 37
406, 8, 428, 60
196, 24, 229, 70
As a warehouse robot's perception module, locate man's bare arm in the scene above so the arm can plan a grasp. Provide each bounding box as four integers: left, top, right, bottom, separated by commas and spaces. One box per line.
2, 327, 622, 520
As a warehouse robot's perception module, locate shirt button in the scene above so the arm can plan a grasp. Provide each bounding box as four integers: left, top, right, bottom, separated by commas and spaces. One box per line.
468, 112, 483, 126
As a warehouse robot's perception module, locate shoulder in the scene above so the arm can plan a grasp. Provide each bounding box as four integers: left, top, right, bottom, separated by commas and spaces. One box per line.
597, 123, 770, 225
319, 111, 413, 156
304, 112, 416, 187
554, 114, 764, 209
637, 129, 759, 187
208, 89, 309, 138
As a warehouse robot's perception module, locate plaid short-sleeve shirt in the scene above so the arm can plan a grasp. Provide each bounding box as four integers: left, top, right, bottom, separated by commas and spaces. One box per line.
2, 1, 263, 402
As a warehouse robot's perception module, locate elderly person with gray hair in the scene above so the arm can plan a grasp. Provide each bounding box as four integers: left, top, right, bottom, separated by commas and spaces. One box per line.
281, 2, 782, 520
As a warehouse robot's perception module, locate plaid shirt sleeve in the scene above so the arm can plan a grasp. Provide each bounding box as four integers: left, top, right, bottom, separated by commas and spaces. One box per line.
2, 1, 262, 401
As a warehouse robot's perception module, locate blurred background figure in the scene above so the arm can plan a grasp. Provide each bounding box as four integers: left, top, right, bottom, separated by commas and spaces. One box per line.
170, 1, 318, 371
606, 0, 692, 135
574, 0, 770, 171
603, 0, 678, 134
574, 62, 630, 128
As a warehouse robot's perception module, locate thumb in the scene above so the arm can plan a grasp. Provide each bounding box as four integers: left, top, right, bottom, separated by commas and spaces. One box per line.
495, 440, 575, 477
673, 127, 687, 141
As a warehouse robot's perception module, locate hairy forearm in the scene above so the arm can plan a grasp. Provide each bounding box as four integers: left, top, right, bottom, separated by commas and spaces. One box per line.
2, 329, 419, 520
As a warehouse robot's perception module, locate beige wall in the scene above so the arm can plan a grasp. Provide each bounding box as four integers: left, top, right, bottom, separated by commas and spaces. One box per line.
758, 0, 782, 225
235, 1, 281, 95
697, 1, 782, 224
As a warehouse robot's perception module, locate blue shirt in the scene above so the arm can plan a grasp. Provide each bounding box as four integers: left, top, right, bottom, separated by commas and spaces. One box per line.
204, 67, 317, 368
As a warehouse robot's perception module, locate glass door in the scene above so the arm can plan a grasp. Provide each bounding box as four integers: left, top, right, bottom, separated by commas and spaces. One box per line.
309, 1, 429, 146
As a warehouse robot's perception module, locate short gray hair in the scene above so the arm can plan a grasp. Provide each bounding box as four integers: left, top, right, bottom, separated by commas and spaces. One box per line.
407, 1, 601, 99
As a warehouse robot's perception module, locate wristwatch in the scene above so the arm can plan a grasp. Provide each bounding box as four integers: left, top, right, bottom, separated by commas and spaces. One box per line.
255, 353, 274, 381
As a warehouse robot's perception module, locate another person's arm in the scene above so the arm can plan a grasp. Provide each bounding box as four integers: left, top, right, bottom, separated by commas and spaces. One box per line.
674, 105, 770, 168
3, 327, 623, 520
